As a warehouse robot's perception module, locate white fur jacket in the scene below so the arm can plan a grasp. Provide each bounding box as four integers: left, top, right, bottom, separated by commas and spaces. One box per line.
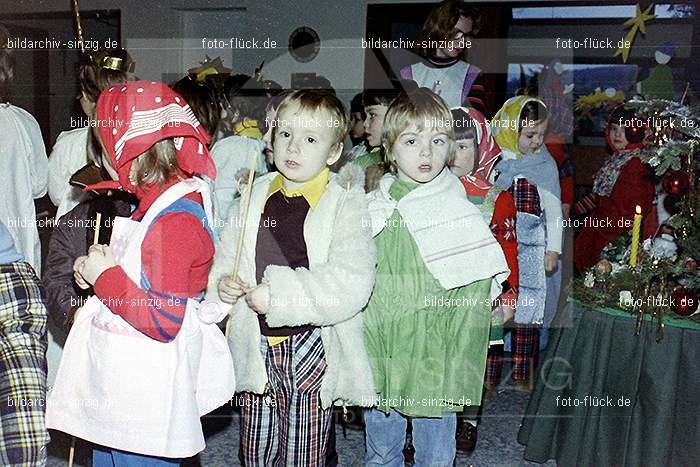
206, 163, 378, 409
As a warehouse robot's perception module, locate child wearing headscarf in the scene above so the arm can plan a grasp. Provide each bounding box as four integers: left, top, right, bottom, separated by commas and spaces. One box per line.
450, 107, 518, 452
574, 104, 656, 271
491, 96, 562, 388
46, 81, 235, 466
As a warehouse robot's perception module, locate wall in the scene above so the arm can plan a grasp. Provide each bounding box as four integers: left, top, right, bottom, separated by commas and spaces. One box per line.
2, 0, 697, 142
0, 1, 572, 103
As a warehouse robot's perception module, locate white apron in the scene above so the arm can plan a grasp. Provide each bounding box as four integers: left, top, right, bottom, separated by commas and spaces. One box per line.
46, 178, 235, 458
409, 61, 470, 108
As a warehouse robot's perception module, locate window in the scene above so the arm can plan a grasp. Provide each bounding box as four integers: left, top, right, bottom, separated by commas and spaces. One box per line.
512, 4, 694, 20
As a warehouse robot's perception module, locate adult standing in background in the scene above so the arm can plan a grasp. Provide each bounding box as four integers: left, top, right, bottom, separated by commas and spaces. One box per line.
0, 24, 48, 274
400, 0, 486, 113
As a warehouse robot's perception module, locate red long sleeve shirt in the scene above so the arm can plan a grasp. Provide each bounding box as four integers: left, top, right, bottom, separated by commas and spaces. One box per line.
93, 181, 214, 342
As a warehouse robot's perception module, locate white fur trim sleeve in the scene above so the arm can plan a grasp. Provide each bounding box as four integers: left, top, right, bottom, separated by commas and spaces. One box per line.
263, 189, 377, 328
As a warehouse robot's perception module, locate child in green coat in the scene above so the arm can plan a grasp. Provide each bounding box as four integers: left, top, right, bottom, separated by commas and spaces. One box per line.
363, 88, 509, 466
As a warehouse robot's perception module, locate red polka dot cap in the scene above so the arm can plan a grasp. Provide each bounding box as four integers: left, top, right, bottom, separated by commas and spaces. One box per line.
87, 80, 217, 192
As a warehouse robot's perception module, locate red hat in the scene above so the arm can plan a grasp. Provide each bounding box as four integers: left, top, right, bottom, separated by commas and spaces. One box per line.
87, 80, 216, 192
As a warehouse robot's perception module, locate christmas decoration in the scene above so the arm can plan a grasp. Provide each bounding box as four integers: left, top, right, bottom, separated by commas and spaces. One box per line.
662, 170, 691, 196
614, 3, 656, 63
643, 234, 678, 260
187, 55, 232, 84
638, 42, 676, 100
574, 95, 700, 336
630, 205, 643, 266
619, 290, 634, 308
575, 88, 625, 115
595, 259, 613, 274
671, 286, 698, 316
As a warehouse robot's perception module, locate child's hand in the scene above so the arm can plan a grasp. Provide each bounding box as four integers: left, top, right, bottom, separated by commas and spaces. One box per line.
562, 203, 571, 222
235, 168, 251, 189
245, 283, 271, 315
218, 275, 250, 304
365, 165, 386, 193
498, 304, 515, 323
73, 255, 90, 290
492, 302, 515, 324
78, 244, 117, 286
544, 251, 559, 273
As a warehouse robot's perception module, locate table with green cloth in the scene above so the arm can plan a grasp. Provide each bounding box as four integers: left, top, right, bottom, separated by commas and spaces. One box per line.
518, 299, 699, 466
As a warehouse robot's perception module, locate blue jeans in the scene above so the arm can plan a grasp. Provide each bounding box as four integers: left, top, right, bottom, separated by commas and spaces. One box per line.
93, 446, 181, 466
364, 408, 456, 467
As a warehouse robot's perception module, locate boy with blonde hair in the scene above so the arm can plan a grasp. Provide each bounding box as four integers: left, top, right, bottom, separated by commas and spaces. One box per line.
208, 89, 377, 465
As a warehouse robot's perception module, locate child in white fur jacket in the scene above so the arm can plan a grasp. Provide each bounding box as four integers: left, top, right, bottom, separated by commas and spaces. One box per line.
206, 90, 377, 465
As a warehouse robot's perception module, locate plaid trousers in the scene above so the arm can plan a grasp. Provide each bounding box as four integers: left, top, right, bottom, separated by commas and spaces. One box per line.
485, 345, 503, 386
241, 329, 332, 467
511, 324, 540, 381
0, 262, 49, 466
486, 325, 540, 384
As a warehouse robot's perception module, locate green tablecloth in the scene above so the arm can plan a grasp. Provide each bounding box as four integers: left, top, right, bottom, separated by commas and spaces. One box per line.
518, 300, 700, 466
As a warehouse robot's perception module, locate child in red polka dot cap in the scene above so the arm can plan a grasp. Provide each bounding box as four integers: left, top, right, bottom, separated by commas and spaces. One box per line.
87, 80, 217, 193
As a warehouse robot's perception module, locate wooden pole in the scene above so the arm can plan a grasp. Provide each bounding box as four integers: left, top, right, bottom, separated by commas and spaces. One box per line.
92, 212, 102, 245
680, 82, 690, 106
72, 0, 85, 54
68, 436, 75, 467
232, 151, 258, 281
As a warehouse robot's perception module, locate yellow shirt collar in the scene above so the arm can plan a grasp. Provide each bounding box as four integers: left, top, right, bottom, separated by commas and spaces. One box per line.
265, 168, 330, 210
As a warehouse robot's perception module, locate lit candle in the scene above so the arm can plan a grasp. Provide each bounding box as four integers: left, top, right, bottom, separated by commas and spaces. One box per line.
630, 205, 642, 266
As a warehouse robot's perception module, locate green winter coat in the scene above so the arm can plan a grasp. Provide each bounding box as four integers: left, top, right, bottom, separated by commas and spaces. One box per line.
363, 178, 491, 417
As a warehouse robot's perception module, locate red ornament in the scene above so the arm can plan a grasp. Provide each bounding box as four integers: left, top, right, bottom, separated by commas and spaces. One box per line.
662, 170, 691, 197
671, 286, 699, 316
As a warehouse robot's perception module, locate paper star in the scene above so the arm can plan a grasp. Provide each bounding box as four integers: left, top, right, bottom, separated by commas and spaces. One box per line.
615, 3, 656, 63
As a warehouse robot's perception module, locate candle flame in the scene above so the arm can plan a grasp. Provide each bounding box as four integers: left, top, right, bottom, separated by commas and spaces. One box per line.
635, 205, 642, 214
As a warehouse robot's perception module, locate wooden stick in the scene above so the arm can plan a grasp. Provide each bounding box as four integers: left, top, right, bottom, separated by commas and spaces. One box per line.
93, 212, 102, 245
680, 82, 690, 106
232, 152, 258, 281
68, 436, 76, 467
72, 0, 85, 54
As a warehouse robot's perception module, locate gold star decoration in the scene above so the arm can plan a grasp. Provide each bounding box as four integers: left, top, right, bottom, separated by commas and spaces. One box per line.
614, 3, 656, 63
188, 56, 232, 83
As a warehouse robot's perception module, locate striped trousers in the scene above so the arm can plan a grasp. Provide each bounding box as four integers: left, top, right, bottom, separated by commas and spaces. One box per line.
241, 329, 332, 466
